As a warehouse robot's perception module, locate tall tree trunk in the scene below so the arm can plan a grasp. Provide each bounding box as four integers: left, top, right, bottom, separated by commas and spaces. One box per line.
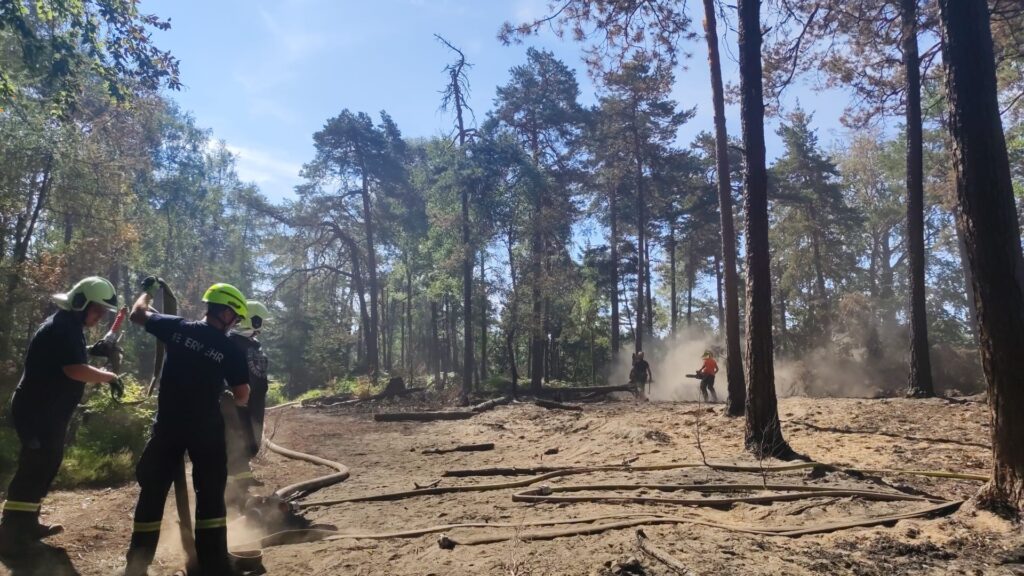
506, 235, 520, 394
669, 222, 677, 334
610, 182, 621, 354
360, 171, 380, 379
869, 234, 880, 299
381, 287, 388, 370
460, 178, 474, 403
880, 232, 896, 329
938, 0, 1024, 512
405, 261, 413, 376
479, 249, 488, 383
634, 124, 646, 353
430, 301, 442, 389
715, 250, 724, 330
530, 211, 545, 393
739, 0, 793, 458
703, 0, 746, 416
645, 238, 654, 337
343, 241, 370, 372
779, 291, 788, 358
903, 0, 935, 398
0, 154, 54, 360
687, 250, 695, 327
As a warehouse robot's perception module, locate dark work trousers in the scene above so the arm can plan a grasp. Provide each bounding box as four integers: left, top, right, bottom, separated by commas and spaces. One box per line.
125, 420, 230, 575
2, 392, 73, 525
224, 382, 268, 500
248, 380, 267, 447
699, 375, 718, 403
221, 394, 251, 505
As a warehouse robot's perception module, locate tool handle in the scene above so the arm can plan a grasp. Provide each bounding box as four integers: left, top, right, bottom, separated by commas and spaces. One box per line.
102, 306, 128, 343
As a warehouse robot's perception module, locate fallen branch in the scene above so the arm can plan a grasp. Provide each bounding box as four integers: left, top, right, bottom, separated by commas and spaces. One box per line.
470, 396, 511, 412
636, 529, 695, 575
441, 500, 963, 547
423, 443, 495, 455
444, 466, 563, 478
373, 410, 476, 422
534, 399, 583, 412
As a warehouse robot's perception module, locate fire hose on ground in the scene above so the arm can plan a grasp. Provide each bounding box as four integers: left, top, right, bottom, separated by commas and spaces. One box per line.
242, 406, 984, 556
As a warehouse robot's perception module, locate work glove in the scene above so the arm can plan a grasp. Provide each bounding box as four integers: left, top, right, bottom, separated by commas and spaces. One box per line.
140, 275, 165, 297
108, 374, 126, 402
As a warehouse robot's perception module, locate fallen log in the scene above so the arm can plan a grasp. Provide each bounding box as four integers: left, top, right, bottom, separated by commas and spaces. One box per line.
374, 410, 476, 422
636, 529, 696, 576
543, 384, 638, 400
422, 443, 495, 455
534, 399, 583, 412
470, 396, 512, 412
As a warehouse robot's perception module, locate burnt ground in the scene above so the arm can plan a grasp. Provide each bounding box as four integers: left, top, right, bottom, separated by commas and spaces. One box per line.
3, 396, 1024, 576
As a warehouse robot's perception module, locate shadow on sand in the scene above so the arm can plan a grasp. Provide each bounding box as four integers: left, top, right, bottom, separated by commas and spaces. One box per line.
0, 542, 80, 576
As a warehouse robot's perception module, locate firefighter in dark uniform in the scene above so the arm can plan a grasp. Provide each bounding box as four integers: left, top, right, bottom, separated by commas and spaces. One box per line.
122, 280, 256, 576
223, 300, 270, 507
0, 277, 125, 555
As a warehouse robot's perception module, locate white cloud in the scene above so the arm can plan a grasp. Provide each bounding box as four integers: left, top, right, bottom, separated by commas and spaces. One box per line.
225, 143, 304, 199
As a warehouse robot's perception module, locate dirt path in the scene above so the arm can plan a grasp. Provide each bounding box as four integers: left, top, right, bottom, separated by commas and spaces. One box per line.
4, 397, 1023, 576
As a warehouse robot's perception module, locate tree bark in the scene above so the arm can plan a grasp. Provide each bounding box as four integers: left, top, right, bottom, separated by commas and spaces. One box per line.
715, 250, 724, 330
938, 0, 1024, 512
669, 221, 677, 334
479, 249, 488, 383
634, 119, 646, 353
779, 291, 788, 358
903, 0, 935, 398
686, 249, 695, 327
645, 236, 654, 337
703, 0, 746, 416
360, 170, 381, 379
610, 181, 621, 353
506, 234, 520, 394
430, 300, 441, 389
739, 0, 793, 458
405, 261, 413, 376
530, 214, 545, 393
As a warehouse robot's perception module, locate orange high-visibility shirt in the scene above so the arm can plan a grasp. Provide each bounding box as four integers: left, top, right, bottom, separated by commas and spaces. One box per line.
701, 357, 718, 374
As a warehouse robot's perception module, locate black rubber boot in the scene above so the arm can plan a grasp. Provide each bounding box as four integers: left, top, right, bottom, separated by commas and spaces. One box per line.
0, 513, 37, 557
27, 519, 64, 539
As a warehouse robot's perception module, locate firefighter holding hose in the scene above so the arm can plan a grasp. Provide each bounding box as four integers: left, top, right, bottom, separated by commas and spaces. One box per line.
121, 279, 256, 576
224, 300, 271, 507
0, 277, 126, 556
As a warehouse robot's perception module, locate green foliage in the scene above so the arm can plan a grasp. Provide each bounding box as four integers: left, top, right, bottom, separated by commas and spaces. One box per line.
0, 0, 180, 116
55, 376, 153, 488
265, 381, 288, 407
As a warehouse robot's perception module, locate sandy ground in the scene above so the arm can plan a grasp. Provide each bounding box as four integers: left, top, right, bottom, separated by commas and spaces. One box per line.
3, 394, 1024, 576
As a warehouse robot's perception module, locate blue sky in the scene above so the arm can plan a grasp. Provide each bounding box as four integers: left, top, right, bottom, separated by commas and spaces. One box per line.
145, 0, 859, 202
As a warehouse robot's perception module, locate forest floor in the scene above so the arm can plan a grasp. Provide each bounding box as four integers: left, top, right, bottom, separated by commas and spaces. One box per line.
3, 394, 1024, 576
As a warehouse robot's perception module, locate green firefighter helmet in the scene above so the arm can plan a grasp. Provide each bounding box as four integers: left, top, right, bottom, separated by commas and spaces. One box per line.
238, 300, 270, 331
52, 276, 119, 312
202, 283, 248, 319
